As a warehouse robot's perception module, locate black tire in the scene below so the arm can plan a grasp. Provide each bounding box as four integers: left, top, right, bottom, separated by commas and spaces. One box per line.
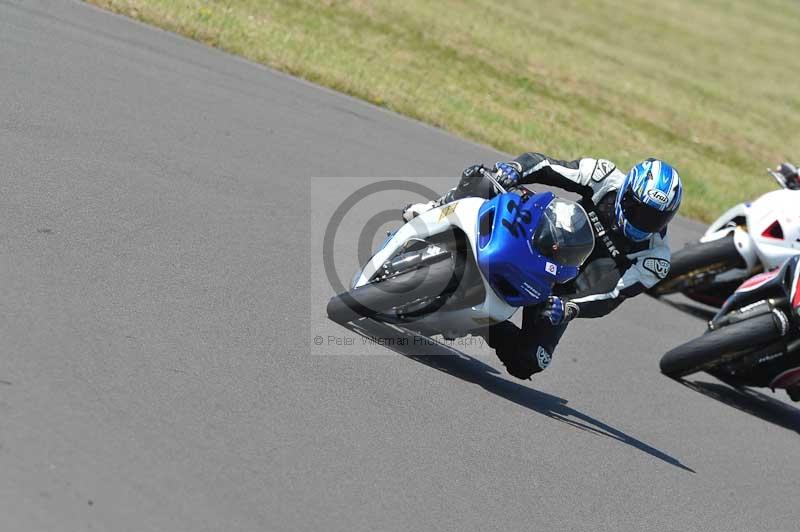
326, 258, 457, 324
649, 233, 745, 296
659, 312, 786, 378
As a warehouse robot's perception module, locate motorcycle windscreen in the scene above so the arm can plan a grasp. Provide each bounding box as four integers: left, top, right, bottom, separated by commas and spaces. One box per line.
532, 199, 595, 267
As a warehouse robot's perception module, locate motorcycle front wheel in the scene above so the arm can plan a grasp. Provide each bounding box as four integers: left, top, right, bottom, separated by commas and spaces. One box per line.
326, 257, 458, 325
659, 312, 786, 378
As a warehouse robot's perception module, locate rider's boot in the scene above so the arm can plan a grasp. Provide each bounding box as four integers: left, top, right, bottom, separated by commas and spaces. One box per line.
402, 187, 464, 222
402, 199, 443, 222
402, 166, 494, 222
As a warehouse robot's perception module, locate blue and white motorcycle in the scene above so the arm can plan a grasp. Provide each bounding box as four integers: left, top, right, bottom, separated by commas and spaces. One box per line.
326, 170, 595, 341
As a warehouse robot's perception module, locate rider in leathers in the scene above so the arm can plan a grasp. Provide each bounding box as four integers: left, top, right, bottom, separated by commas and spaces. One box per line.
405, 153, 683, 379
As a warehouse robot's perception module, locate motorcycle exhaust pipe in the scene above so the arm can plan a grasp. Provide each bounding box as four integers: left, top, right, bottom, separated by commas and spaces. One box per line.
379, 246, 451, 279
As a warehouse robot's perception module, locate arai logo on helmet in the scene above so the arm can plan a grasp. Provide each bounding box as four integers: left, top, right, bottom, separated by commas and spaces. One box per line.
647, 189, 669, 204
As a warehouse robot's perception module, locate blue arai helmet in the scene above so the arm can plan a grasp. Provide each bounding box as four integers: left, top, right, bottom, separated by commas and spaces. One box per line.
615, 159, 683, 241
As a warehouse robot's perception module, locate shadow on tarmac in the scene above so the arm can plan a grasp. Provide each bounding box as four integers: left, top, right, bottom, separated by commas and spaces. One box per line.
651, 297, 800, 433
682, 379, 800, 435
343, 318, 695, 473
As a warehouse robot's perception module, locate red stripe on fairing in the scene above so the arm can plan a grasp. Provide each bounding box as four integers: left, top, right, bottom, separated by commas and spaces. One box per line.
793, 267, 800, 309
770, 367, 800, 389
736, 269, 781, 292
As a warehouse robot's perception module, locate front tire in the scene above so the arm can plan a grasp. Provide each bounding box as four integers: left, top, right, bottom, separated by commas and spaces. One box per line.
649, 233, 745, 297
659, 312, 787, 378
326, 258, 457, 324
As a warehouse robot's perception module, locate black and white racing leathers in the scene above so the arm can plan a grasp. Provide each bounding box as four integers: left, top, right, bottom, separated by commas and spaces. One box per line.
448, 153, 673, 379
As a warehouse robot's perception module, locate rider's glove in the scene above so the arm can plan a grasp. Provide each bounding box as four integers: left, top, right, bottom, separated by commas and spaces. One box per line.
539, 296, 579, 325
494, 162, 522, 188
778, 162, 798, 179
461, 164, 488, 180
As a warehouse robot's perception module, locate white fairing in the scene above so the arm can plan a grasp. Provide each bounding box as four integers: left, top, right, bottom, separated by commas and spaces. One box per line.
703, 202, 749, 236
746, 189, 800, 269
701, 189, 800, 275
354, 198, 517, 338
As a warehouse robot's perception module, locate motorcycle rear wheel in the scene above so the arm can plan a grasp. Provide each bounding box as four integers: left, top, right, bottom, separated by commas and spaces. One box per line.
649, 233, 746, 297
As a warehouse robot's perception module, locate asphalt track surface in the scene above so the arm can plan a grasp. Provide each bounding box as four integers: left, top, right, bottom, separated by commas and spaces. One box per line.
2, 1, 799, 531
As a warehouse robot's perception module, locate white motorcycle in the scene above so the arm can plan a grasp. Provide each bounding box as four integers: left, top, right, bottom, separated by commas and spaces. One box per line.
326, 171, 595, 341
650, 163, 800, 307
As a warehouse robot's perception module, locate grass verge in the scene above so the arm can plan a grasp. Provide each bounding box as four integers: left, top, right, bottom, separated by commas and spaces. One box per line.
86, 0, 800, 221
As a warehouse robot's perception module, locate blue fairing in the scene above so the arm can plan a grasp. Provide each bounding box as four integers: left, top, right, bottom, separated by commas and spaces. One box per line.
476, 192, 578, 307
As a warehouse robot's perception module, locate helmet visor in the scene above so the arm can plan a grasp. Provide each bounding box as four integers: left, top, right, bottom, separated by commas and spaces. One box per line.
533, 199, 595, 267
620, 188, 677, 233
